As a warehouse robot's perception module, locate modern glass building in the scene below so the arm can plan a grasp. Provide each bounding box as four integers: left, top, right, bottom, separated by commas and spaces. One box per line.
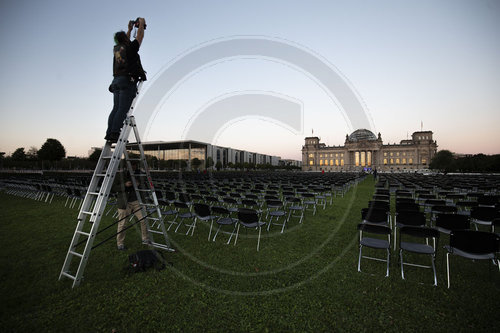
127, 140, 300, 170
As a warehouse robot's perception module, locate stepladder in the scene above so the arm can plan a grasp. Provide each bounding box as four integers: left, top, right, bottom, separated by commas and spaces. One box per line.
59, 82, 174, 288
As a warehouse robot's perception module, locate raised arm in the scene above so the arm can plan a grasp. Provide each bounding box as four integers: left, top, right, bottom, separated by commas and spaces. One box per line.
135, 18, 145, 46
126, 20, 134, 40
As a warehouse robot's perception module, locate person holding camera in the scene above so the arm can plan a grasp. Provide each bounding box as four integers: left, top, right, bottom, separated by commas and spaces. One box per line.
105, 18, 147, 143
114, 163, 151, 251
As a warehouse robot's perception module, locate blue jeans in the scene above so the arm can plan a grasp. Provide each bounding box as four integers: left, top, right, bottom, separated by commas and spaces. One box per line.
106, 76, 138, 136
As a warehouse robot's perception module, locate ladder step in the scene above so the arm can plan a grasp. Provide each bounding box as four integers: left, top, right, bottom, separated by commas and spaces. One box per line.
76, 230, 90, 237
149, 230, 164, 234
60, 271, 76, 280
88, 192, 100, 196
81, 211, 94, 215
69, 251, 83, 258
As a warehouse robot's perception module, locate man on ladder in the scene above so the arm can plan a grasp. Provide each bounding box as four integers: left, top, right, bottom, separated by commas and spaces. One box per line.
59, 17, 173, 288
105, 17, 147, 143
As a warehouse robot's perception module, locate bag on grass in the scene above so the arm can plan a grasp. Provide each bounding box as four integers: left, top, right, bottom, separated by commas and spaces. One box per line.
128, 250, 165, 273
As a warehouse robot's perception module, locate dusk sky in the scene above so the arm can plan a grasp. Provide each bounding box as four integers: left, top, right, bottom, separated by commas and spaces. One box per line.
1, 0, 499, 160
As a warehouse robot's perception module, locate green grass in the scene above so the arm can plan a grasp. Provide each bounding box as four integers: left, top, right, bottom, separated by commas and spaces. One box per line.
0, 178, 499, 332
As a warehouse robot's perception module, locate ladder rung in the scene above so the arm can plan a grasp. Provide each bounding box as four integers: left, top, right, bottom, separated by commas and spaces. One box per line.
102, 156, 113, 160
88, 192, 100, 196
81, 211, 94, 215
61, 271, 76, 280
76, 230, 90, 237
149, 230, 164, 234
146, 217, 161, 221
69, 251, 83, 258
137, 189, 151, 192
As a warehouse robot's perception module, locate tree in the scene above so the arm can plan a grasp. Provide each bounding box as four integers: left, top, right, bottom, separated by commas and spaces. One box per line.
215, 161, 222, 171
26, 146, 38, 160
191, 158, 202, 170
429, 150, 455, 173
11, 148, 26, 161
88, 148, 102, 162
205, 157, 214, 169
38, 138, 66, 161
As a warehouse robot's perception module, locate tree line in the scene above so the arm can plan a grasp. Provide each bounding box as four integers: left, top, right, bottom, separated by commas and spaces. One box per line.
1, 140, 300, 171
429, 150, 500, 173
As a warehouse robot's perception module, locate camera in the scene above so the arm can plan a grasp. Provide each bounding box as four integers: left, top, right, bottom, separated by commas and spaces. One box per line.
130, 17, 147, 30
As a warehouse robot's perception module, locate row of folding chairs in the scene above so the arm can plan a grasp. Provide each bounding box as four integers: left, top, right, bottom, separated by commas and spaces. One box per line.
357, 186, 500, 287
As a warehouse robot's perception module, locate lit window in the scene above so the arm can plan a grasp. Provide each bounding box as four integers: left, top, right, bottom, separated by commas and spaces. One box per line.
320, 154, 323, 158
409, 158, 413, 164
390, 152, 393, 157
402, 158, 407, 164
384, 158, 388, 165
396, 152, 400, 156
390, 159, 394, 164
384, 152, 387, 157
403, 152, 406, 156
309, 160, 313, 165
309, 154, 313, 158
341, 159, 344, 166
396, 158, 400, 164
335, 153, 338, 157
320, 159, 323, 165
335, 159, 339, 166
341, 153, 344, 157
329, 159, 332, 166
355, 152, 360, 166
422, 158, 427, 165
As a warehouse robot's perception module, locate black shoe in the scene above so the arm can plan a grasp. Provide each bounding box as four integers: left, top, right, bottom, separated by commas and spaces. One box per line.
107, 133, 120, 143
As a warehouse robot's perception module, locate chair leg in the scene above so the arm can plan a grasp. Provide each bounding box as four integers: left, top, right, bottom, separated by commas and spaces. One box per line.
385, 249, 390, 277
357, 245, 363, 272
446, 252, 451, 288
256, 226, 262, 251
208, 220, 213, 241
234, 224, 240, 246
431, 254, 437, 286
400, 250, 405, 280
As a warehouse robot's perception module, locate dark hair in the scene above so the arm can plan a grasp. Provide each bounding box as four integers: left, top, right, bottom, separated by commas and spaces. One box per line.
114, 31, 128, 45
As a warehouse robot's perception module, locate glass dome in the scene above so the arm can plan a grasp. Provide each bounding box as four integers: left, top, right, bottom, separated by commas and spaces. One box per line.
348, 129, 377, 142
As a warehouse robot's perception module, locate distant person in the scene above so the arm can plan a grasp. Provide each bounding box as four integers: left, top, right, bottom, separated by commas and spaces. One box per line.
373, 168, 378, 180
105, 18, 147, 143
114, 163, 150, 250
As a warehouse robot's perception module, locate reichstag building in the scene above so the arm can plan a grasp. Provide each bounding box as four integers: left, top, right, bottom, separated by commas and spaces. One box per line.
302, 129, 437, 172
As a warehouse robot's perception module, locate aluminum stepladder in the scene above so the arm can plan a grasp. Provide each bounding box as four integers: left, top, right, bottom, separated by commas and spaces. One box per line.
59, 81, 174, 288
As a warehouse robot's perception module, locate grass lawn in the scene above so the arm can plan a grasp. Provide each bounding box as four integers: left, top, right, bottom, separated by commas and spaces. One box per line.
0, 178, 499, 332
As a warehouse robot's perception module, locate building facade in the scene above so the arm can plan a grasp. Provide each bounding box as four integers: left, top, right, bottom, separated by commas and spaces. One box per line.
302, 129, 437, 172
127, 140, 301, 170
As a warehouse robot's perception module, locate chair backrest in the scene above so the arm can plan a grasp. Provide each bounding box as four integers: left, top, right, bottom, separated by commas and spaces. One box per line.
357, 223, 391, 235
470, 206, 497, 221
193, 203, 210, 217
450, 230, 499, 254
361, 207, 388, 224
396, 202, 420, 213
238, 208, 259, 224
396, 211, 426, 226
400, 226, 439, 239
211, 206, 229, 215
178, 193, 191, 203
432, 205, 457, 214
435, 213, 470, 232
